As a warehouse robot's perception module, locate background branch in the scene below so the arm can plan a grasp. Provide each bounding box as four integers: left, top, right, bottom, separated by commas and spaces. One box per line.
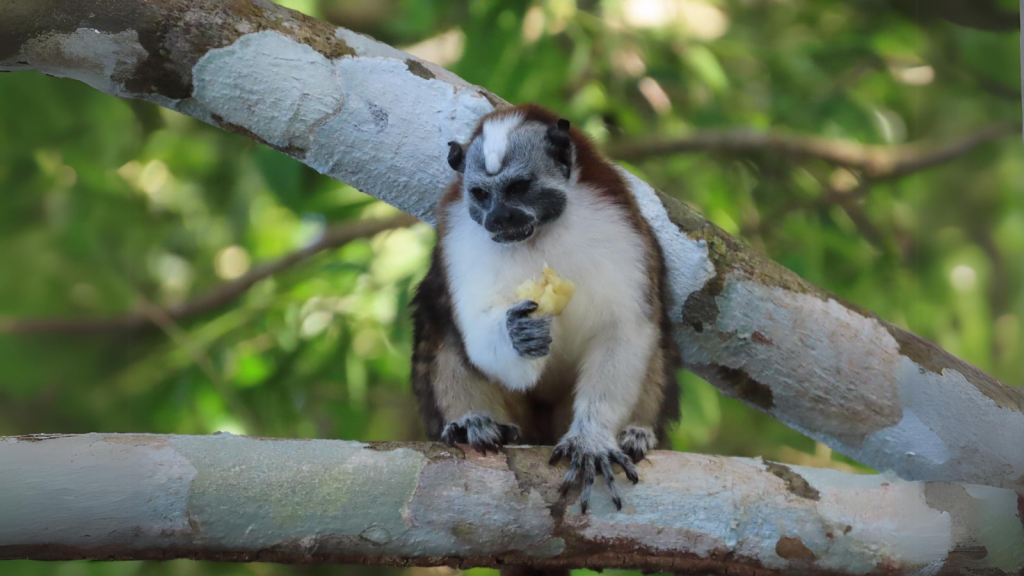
608, 121, 1020, 180
2, 434, 1020, 576
0, 215, 418, 335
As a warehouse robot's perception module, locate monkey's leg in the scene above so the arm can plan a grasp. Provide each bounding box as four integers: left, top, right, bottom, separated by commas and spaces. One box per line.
432, 341, 526, 454
617, 350, 667, 463
549, 324, 654, 513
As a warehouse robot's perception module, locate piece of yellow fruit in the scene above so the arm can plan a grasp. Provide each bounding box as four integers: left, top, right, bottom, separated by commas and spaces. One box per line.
515, 265, 576, 316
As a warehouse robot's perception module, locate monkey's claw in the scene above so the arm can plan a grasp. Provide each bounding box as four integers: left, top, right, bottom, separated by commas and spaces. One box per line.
441, 413, 520, 454
549, 434, 638, 513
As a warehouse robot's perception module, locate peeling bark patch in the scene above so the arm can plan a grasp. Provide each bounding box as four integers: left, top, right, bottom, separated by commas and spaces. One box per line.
680, 244, 726, 332
1, 435, 197, 548
17, 29, 149, 97
764, 462, 820, 500
775, 537, 815, 560
751, 331, 772, 345
210, 113, 307, 157
0, 1, 146, 62
170, 436, 423, 549
211, 113, 270, 144
682, 291, 718, 333
716, 366, 774, 410
685, 279, 905, 449
193, 31, 344, 152
405, 451, 559, 558
621, 171, 717, 324
405, 59, 435, 80
1, 0, 355, 100
125, 25, 192, 99
888, 325, 1023, 412
935, 545, 990, 576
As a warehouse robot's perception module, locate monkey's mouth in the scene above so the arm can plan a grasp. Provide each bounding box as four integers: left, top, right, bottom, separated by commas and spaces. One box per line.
491, 224, 535, 244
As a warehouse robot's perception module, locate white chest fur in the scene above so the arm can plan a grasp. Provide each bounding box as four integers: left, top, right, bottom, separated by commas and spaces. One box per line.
442, 184, 652, 388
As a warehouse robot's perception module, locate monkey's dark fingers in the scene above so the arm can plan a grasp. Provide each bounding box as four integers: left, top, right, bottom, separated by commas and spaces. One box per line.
508, 300, 539, 318
549, 443, 568, 466
498, 423, 521, 444
558, 448, 585, 496
610, 450, 639, 484
441, 422, 468, 446
579, 454, 597, 514
599, 455, 623, 511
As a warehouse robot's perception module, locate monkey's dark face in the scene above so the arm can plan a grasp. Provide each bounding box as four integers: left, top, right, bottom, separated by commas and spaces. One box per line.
448, 118, 571, 244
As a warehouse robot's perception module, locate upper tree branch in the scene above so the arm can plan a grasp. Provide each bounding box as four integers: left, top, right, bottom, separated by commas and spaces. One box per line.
608, 122, 1021, 180
2, 0, 1023, 492
0, 215, 418, 335
1, 434, 1020, 576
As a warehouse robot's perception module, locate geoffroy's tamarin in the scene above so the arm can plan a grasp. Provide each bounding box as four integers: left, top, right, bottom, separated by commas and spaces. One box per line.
411, 104, 680, 512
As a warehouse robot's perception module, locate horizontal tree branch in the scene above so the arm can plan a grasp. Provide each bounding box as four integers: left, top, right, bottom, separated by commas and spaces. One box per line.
608, 122, 1021, 180
2, 434, 1021, 575
0, 215, 418, 335
2, 0, 1023, 493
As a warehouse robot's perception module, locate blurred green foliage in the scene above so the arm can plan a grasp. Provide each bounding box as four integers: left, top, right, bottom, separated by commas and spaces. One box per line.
1, 0, 1021, 575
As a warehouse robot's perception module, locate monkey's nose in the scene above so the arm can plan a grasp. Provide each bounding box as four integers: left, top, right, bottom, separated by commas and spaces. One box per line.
485, 206, 516, 232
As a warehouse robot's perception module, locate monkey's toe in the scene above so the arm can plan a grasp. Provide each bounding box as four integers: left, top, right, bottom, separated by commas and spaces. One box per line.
617, 426, 656, 463
442, 413, 520, 454
551, 434, 638, 513
441, 421, 468, 446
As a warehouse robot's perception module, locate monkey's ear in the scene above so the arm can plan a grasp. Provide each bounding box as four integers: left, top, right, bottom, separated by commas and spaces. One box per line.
546, 119, 572, 172
447, 141, 465, 173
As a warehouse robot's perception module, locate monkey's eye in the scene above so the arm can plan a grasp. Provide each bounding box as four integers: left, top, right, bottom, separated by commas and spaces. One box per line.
470, 187, 490, 202
506, 179, 531, 196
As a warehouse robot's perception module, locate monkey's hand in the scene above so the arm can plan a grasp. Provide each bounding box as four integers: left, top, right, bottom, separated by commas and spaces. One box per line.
549, 432, 638, 513
442, 413, 521, 454
506, 300, 552, 358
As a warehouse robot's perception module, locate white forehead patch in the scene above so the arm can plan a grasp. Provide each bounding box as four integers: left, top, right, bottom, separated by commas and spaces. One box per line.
481, 112, 525, 175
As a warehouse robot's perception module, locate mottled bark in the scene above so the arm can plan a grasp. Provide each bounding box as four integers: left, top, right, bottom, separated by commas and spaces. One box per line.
1, 0, 1022, 492
3, 434, 1022, 575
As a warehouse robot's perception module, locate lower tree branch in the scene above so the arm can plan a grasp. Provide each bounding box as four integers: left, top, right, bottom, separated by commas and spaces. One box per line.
2, 0, 1023, 494
0, 215, 418, 335
2, 434, 1020, 575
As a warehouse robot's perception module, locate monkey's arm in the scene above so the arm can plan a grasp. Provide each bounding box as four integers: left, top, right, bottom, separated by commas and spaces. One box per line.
425, 342, 523, 452
550, 320, 656, 512
460, 300, 551, 392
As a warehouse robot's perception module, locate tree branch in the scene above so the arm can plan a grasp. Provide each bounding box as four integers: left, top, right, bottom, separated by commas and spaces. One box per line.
2, 434, 1021, 575
2, 0, 1023, 493
889, 0, 1020, 31
0, 215, 418, 335
608, 122, 1021, 180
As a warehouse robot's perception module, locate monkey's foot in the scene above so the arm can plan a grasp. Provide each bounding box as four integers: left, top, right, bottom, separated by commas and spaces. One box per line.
617, 426, 656, 463
549, 434, 638, 513
442, 413, 521, 454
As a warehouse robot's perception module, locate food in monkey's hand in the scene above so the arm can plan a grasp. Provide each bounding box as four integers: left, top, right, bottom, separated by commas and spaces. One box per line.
515, 265, 576, 316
